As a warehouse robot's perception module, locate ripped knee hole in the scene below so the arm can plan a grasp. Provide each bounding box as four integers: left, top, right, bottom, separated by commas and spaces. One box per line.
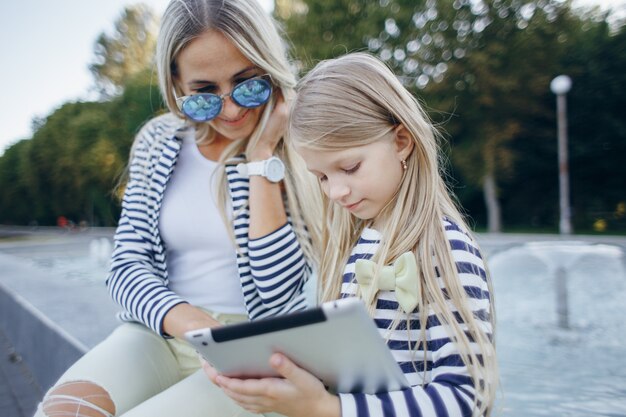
41, 380, 116, 417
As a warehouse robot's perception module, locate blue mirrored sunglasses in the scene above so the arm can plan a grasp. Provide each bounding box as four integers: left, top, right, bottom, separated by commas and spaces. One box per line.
175, 76, 273, 122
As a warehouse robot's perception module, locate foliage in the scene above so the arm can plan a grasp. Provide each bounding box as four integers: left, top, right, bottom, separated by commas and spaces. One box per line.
0, 3, 163, 227
0, 70, 164, 226
0, 140, 34, 225
278, 0, 417, 69
561, 19, 626, 231
89, 4, 159, 97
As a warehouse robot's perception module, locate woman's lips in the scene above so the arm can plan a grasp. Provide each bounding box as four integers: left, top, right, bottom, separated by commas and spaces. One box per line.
217, 110, 250, 127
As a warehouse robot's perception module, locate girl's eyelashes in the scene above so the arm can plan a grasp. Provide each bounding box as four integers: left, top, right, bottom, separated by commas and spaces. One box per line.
315, 162, 360, 182
343, 162, 361, 174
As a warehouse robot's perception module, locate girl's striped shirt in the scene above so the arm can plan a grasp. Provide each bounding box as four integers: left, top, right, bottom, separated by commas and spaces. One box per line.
338, 219, 492, 417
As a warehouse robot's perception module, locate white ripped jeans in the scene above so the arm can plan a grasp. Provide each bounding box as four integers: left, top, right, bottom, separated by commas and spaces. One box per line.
34, 313, 284, 417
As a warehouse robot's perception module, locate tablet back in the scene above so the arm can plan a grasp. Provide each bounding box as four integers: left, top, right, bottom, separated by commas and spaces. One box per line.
186, 297, 409, 394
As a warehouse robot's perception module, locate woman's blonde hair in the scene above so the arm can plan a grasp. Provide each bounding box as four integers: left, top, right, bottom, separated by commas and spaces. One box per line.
288, 52, 497, 415
155, 0, 322, 261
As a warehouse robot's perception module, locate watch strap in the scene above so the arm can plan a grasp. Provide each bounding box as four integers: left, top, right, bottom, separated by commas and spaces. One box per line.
243, 160, 265, 176
236, 157, 284, 183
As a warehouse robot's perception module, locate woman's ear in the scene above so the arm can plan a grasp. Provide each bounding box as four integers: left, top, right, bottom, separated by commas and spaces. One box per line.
172, 71, 185, 96
393, 124, 414, 161
172, 80, 181, 98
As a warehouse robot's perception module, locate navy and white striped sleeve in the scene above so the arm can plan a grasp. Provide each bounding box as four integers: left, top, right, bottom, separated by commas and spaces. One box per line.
105, 125, 186, 336
247, 222, 308, 311
338, 317, 480, 417
338, 221, 492, 417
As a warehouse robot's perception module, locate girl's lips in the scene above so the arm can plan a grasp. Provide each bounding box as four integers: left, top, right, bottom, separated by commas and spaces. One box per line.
217, 109, 250, 126
344, 200, 363, 211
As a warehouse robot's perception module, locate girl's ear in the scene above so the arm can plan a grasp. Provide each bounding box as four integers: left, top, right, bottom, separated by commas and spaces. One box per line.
393, 124, 414, 162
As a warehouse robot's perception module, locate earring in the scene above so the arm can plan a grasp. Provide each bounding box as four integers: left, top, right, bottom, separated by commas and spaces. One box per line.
401, 159, 407, 170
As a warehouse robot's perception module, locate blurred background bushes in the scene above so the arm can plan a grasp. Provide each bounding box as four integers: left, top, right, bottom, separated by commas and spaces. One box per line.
0, 0, 624, 233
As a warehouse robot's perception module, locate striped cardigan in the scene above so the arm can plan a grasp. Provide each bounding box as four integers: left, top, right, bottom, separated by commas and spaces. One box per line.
106, 113, 309, 336
339, 219, 492, 417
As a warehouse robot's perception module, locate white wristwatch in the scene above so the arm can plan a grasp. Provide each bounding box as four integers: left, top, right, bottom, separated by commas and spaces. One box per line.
237, 156, 285, 183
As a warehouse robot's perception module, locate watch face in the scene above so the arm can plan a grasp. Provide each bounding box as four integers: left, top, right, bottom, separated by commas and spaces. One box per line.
266, 158, 285, 182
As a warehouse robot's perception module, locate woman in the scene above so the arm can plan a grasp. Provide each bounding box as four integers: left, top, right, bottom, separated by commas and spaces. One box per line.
35, 1, 320, 416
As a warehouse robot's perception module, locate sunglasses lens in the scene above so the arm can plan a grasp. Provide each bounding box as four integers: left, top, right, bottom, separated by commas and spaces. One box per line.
232, 78, 272, 108
181, 94, 222, 122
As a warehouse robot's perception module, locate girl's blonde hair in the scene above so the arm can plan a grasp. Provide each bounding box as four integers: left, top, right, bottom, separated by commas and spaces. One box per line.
155, 0, 322, 261
289, 52, 497, 415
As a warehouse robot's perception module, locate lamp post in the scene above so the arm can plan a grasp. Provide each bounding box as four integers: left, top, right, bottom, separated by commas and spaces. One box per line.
550, 75, 573, 235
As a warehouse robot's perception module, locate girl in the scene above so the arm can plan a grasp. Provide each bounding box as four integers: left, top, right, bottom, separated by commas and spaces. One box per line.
35, 0, 320, 416
205, 52, 498, 417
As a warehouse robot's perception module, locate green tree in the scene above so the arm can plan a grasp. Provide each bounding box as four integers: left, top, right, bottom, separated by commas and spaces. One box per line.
278, 0, 423, 71
423, 1, 578, 232
0, 140, 34, 225
555, 15, 626, 231
89, 3, 159, 97
0, 70, 164, 226
0, 4, 165, 226
105, 68, 165, 155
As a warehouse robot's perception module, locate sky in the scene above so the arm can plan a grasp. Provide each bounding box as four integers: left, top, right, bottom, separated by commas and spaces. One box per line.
0, 0, 622, 155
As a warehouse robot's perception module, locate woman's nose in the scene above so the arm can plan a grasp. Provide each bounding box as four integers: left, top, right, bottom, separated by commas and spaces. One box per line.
220, 96, 241, 119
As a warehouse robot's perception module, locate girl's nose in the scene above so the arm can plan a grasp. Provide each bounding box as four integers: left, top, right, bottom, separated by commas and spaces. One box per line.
327, 180, 350, 202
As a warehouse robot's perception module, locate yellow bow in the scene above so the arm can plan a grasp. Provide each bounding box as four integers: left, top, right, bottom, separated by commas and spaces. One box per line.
354, 252, 420, 314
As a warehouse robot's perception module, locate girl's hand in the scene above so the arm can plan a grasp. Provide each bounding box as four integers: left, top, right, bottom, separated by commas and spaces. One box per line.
248, 94, 289, 161
203, 353, 341, 417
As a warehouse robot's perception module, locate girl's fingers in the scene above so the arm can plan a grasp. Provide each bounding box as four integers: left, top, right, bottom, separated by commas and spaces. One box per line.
201, 359, 220, 384
270, 353, 319, 389
221, 385, 270, 414
216, 375, 270, 396
222, 386, 258, 404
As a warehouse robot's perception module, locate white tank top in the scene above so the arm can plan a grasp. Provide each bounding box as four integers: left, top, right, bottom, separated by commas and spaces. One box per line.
159, 130, 246, 314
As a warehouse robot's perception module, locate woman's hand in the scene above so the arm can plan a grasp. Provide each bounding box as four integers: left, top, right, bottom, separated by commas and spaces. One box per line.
248, 94, 289, 161
162, 303, 221, 340
203, 354, 341, 417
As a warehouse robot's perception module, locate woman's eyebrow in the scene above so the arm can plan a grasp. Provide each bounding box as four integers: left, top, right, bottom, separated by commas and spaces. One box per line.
232, 66, 258, 78
187, 66, 258, 86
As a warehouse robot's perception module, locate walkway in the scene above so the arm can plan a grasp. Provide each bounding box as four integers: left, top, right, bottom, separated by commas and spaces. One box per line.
0, 227, 624, 417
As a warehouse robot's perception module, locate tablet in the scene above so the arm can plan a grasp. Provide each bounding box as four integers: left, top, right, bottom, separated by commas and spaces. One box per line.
185, 297, 409, 394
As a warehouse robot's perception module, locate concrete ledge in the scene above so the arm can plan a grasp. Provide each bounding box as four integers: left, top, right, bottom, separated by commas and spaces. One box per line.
0, 281, 87, 392
0, 232, 118, 416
